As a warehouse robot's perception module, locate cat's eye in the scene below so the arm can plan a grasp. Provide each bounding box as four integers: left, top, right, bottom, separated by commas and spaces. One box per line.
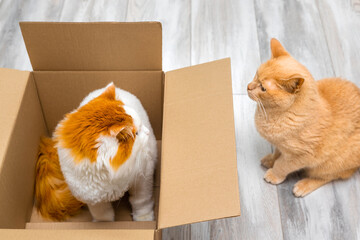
260, 85, 266, 92
136, 131, 138, 136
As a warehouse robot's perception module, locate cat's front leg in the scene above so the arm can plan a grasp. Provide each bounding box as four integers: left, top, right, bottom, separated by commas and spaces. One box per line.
264, 168, 286, 184
88, 202, 115, 222
264, 154, 307, 185
129, 173, 154, 221
261, 147, 281, 169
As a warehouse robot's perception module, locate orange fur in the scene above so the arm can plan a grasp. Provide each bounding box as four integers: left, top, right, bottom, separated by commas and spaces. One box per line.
248, 38, 360, 197
35, 137, 84, 221
55, 84, 136, 170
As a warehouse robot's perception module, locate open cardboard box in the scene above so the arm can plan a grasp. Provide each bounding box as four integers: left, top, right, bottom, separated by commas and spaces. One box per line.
0, 22, 240, 239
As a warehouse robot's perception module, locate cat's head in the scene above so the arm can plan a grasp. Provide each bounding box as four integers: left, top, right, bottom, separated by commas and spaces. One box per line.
55, 83, 150, 171
247, 39, 311, 110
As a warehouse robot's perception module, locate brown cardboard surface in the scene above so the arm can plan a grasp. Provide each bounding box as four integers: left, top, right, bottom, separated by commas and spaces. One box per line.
20, 22, 162, 71
0, 71, 47, 228
0, 68, 31, 170
26, 221, 156, 229
154, 229, 162, 240
0, 229, 155, 240
28, 195, 133, 223
158, 58, 240, 229
33, 71, 163, 139
28, 187, 160, 223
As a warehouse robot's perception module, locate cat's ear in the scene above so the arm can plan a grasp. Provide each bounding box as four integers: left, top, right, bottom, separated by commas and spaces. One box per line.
116, 126, 135, 142
109, 125, 135, 142
279, 77, 304, 94
100, 83, 116, 100
270, 38, 289, 58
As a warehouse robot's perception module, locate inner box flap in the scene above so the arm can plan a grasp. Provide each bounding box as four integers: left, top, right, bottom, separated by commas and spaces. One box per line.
0, 68, 31, 164
33, 71, 163, 139
20, 22, 162, 71
0, 69, 47, 228
158, 58, 240, 229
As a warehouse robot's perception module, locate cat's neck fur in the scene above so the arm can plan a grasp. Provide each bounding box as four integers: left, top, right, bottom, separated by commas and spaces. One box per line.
255, 76, 331, 156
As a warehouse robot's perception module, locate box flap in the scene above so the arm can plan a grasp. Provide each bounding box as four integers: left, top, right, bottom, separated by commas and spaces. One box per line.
158, 58, 240, 229
20, 22, 162, 71
25, 221, 156, 229
33, 71, 163, 139
0, 68, 31, 171
0, 69, 48, 228
0, 229, 155, 240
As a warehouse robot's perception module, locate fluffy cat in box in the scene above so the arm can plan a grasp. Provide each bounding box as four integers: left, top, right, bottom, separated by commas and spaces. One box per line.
35, 83, 157, 221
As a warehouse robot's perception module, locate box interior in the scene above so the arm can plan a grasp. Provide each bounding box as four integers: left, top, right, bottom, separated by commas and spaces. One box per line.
0, 70, 163, 231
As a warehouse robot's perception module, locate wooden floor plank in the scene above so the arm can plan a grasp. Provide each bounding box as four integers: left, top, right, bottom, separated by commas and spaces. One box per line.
190, 222, 210, 240
0, 0, 129, 70
316, 0, 360, 84
316, 1, 360, 238
190, 95, 283, 240
58, 0, 129, 22
0, 0, 38, 70
254, 0, 334, 79
191, 0, 261, 95
162, 225, 191, 240
231, 95, 283, 240
126, 0, 191, 72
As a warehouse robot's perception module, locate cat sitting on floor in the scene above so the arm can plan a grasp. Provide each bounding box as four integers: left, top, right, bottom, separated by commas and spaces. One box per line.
247, 38, 360, 197
35, 83, 157, 221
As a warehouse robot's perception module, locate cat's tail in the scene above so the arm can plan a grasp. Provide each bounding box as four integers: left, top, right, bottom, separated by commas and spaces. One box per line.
35, 136, 84, 221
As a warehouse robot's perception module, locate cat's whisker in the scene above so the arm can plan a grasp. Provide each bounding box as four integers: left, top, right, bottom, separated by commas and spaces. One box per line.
258, 99, 268, 120
250, 92, 268, 120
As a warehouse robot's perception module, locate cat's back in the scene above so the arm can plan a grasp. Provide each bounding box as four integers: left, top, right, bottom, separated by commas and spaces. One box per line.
317, 78, 360, 121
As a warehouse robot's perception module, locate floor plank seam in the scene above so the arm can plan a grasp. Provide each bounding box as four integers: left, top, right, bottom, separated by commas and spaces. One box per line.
189, 0, 192, 67
252, 2, 286, 238
124, 0, 129, 21
315, 0, 337, 78
275, 186, 286, 240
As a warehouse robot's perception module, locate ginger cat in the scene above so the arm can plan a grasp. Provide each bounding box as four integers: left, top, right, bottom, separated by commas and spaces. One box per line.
247, 39, 360, 197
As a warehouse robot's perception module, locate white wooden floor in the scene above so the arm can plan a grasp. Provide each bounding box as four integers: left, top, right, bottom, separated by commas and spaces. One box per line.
1, 0, 360, 239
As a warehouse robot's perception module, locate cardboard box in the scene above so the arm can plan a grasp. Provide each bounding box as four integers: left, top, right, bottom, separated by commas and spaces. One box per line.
0, 22, 240, 239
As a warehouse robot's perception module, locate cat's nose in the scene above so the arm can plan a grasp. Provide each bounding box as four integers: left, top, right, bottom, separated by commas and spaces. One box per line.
247, 83, 256, 91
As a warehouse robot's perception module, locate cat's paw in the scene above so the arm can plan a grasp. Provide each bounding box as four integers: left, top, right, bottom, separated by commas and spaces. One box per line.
133, 210, 154, 221
264, 169, 285, 185
261, 154, 275, 169
293, 178, 327, 198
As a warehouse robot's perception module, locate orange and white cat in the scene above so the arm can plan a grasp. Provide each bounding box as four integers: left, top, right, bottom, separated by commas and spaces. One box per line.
247, 39, 360, 197
35, 83, 157, 221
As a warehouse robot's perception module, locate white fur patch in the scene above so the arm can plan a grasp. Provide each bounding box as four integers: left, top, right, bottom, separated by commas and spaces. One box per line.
96, 135, 119, 172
